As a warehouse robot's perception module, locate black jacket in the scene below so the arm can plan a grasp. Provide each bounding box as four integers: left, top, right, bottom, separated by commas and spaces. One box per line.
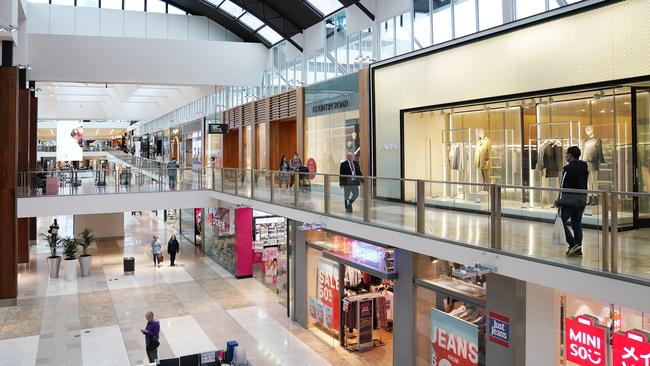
167, 239, 180, 255
559, 160, 589, 206
339, 160, 362, 186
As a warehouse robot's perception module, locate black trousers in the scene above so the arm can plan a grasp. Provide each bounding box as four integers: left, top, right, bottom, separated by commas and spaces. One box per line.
561, 205, 585, 248
170, 253, 176, 266
343, 185, 359, 206
146, 339, 159, 363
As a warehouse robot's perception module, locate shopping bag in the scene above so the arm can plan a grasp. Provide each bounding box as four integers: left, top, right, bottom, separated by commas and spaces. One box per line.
553, 209, 566, 246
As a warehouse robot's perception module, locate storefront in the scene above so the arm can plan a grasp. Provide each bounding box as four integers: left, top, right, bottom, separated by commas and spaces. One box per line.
205, 115, 223, 168
304, 71, 370, 181
169, 127, 183, 163
252, 210, 288, 299
304, 230, 395, 364
180, 208, 203, 247
203, 202, 237, 274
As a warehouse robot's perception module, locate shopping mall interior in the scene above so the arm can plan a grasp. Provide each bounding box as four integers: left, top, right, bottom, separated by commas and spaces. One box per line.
2, 0, 650, 365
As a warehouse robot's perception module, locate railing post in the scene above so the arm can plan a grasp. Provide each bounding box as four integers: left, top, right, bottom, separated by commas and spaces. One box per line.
220, 168, 225, 192
235, 169, 239, 196
270, 171, 276, 202
159, 167, 163, 191
324, 175, 331, 214
363, 177, 371, 222
416, 180, 425, 234
610, 192, 619, 274
600, 191, 610, 272
250, 170, 255, 198
294, 172, 299, 207
490, 184, 502, 250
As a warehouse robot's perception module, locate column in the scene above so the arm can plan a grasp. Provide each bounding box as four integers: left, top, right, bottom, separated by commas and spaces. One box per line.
293, 224, 308, 327
73, 213, 125, 239
525, 283, 561, 366
16, 75, 30, 264
29, 83, 37, 241
392, 249, 415, 365
486, 273, 527, 366
0, 65, 19, 302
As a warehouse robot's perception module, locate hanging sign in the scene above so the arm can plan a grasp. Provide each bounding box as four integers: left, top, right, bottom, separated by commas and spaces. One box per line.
208, 123, 229, 134
613, 330, 650, 366
317, 258, 339, 331
565, 315, 608, 366
431, 308, 479, 366
488, 312, 510, 348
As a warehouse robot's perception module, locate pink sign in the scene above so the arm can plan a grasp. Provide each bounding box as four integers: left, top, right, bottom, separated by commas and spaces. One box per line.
307, 158, 317, 180
565, 315, 608, 366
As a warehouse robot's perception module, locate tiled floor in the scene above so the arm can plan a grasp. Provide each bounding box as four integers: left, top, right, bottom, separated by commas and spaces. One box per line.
1, 212, 391, 366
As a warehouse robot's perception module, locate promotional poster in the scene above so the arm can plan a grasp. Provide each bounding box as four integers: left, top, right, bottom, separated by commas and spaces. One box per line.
317, 258, 339, 331
431, 309, 479, 366
56, 120, 84, 161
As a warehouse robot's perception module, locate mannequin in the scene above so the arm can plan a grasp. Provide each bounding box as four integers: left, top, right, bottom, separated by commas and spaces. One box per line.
583, 125, 604, 204
474, 129, 492, 188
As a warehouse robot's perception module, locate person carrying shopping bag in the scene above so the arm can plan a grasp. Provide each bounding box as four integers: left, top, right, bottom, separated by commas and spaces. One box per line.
167, 234, 180, 267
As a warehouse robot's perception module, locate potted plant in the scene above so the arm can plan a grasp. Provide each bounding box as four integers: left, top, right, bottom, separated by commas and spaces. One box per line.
41, 232, 61, 279
78, 228, 94, 277
61, 236, 79, 281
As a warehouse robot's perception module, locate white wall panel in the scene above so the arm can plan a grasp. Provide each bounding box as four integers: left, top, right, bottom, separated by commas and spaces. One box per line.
303, 22, 323, 53
208, 20, 225, 41
75, 6, 99, 36
167, 14, 188, 40
347, 1, 374, 34
145, 12, 167, 39
27, 3, 49, 34
73, 213, 124, 238
28, 33, 267, 86
188, 16, 209, 41
100, 8, 123, 37
123, 11, 146, 38
374, 0, 409, 21
49, 5, 75, 35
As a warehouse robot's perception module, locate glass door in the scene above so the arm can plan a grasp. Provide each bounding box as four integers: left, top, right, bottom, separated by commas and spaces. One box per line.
634, 88, 650, 227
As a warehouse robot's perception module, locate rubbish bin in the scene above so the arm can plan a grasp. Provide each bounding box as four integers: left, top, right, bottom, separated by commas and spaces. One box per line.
123, 257, 135, 275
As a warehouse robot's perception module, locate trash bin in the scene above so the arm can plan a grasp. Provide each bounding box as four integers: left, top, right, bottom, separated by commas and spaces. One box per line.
123, 257, 135, 275
225, 341, 238, 363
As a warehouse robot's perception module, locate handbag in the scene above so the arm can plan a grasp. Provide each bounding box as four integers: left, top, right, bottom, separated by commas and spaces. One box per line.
553, 208, 566, 246
555, 192, 587, 207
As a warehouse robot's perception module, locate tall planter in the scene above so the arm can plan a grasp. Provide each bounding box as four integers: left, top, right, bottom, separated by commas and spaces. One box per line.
47, 256, 61, 279
79, 255, 91, 277
63, 259, 77, 281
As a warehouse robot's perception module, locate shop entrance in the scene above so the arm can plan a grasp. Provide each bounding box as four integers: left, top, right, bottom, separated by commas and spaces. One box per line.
222, 129, 239, 168
252, 211, 289, 305
270, 119, 297, 169
305, 230, 395, 365
633, 87, 650, 227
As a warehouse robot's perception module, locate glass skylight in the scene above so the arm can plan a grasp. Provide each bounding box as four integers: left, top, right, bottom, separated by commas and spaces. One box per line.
257, 26, 283, 45
305, 0, 343, 16
219, 0, 245, 18
203, 0, 222, 6
239, 12, 264, 30
168, 4, 186, 14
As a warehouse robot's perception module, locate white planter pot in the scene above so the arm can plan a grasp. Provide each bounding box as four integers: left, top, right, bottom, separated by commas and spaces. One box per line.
63, 259, 77, 281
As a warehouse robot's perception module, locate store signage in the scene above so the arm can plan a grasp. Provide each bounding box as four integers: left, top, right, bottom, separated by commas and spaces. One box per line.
381, 144, 400, 151
488, 312, 510, 348
307, 158, 317, 180
317, 258, 339, 331
208, 123, 229, 134
613, 330, 650, 366
311, 99, 349, 113
431, 308, 479, 366
565, 315, 608, 366
351, 241, 384, 268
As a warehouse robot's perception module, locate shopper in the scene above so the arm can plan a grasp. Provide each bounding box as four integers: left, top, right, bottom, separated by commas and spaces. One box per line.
289, 153, 302, 188
141, 311, 160, 364
48, 219, 59, 236
557, 146, 589, 257
279, 155, 290, 190
167, 235, 180, 267
151, 235, 162, 267
339, 151, 363, 213
167, 158, 178, 190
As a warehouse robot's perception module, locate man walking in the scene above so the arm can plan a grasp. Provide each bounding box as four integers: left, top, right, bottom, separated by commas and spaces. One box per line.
141, 311, 160, 365
167, 158, 178, 190
557, 146, 589, 256
339, 152, 363, 213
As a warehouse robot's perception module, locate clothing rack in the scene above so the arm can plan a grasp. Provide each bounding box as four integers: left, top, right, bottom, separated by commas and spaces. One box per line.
442, 128, 474, 198
342, 292, 389, 352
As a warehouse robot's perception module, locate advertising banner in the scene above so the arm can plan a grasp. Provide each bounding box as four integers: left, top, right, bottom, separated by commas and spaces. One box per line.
613, 330, 650, 366
56, 120, 84, 161
488, 312, 510, 348
565, 315, 608, 366
317, 258, 339, 331
431, 308, 479, 366
262, 246, 278, 285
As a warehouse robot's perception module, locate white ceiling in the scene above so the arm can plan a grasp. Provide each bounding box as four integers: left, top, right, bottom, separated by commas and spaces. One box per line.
36, 82, 216, 121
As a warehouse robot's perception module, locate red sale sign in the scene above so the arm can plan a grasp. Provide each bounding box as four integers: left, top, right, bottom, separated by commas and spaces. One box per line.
565, 315, 608, 366
613, 330, 650, 366
317, 258, 339, 331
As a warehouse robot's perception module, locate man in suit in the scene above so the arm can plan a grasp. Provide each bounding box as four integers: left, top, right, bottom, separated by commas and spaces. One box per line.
339, 152, 363, 213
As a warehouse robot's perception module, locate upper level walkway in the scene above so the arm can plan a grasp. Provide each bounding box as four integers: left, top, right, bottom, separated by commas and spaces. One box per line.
16, 155, 650, 314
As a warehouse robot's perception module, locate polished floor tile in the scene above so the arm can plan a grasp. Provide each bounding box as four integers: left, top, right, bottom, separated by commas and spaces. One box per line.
0, 335, 39, 366
80, 326, 130, 366
159, 316, 216, 357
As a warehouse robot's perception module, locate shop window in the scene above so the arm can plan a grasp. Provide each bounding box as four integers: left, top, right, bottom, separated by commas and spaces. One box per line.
379, 17, 395, 60
432, 0, 453, 45
515, 0, 546, 19
413, 0, 431, 50
478, 0, 503, 31
453, 0, 477, 38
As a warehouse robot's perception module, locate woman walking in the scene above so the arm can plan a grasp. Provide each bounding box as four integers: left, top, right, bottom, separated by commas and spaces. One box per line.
151, 235, 162, 268
279, 155, 290, 191
167, 234, 180, 267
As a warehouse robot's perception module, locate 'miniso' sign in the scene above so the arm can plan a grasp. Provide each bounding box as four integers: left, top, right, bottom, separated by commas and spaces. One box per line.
565, 315, 608, 366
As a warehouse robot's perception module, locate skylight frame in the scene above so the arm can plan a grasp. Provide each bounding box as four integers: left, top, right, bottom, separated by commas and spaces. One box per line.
304, 0, 343, 16
256, 25, 284, 45
238, 12, 265, 31
219, 0, 246, 18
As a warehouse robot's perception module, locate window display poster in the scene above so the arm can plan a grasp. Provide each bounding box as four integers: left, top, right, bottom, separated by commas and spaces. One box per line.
613, 330, 650, 366
56, 120, 84, 161
317, 258, 339, 331
262, 246, 278, 285
430, 308, 479, 366
565, 315, 607, 366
